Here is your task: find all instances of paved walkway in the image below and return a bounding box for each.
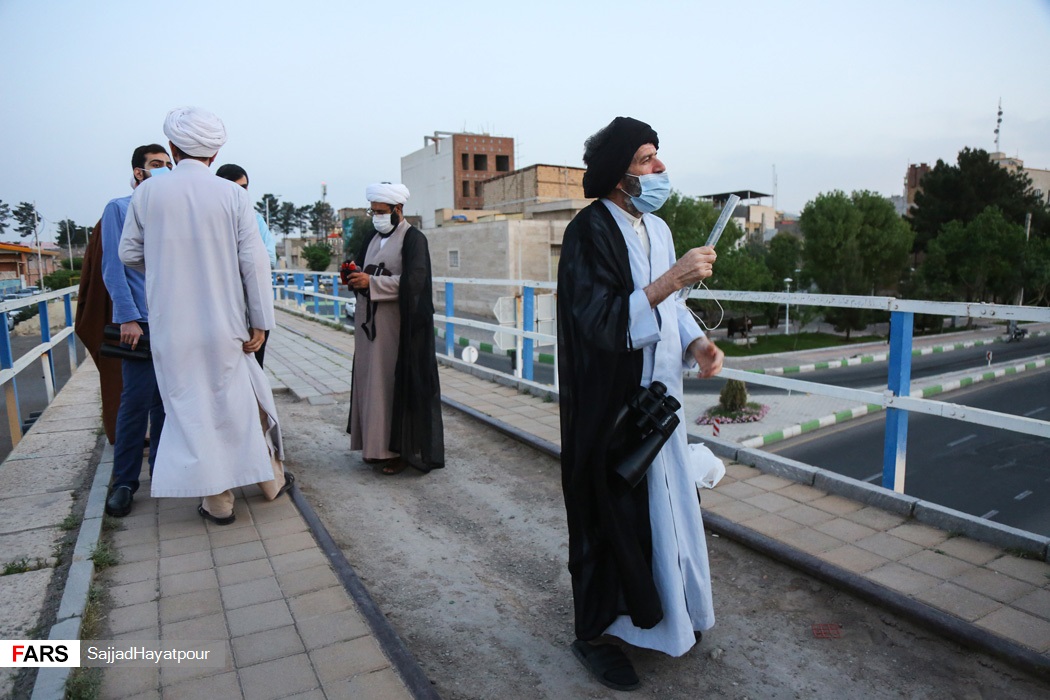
[2,308,1047,698]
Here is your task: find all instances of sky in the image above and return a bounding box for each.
[1,0,1049,243]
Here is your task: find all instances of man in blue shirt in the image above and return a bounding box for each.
[101,144,171,517]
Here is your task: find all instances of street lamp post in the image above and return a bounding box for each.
[783,277,793,335]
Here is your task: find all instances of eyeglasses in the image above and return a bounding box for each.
[365,208,393,217]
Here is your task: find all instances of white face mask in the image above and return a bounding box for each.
[372,214,394,234]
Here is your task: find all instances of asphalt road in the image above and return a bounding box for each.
[0,333,84,462]
[770,366,1050,536]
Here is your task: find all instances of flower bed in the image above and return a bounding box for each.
[695,402,769,425]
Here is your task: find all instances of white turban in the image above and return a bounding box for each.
[365,182,410,205]
[163,106,227,157]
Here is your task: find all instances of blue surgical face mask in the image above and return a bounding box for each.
[624,172,671,213]
[147,166,170,178]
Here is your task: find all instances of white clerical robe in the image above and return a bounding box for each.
[601,200,716,657]
[119,159,283,497]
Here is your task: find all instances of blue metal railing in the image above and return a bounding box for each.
[0,286,81,448]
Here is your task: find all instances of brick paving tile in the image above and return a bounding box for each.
[698,490,731,509]
[263,531,316,557]
[847,506,907,532]
[270,548,328,574]
[743,492,798,514]
[887,522,948,548]
[725,463,762,480]
[778,528,843,555]
[776,483,825,503]
[227,598,294,637]
[238,652,319,700]
[160,568,219,597]
[108,600,159,636]
[814,518,878,544]
[163,670,240,700]
[913,581,1002,622]
[158,550,214,578]
[809,494,865,516]
[322,667,414,700]
[158,587,224,625]
[232,624,306,667]
[778,503,837,527]
[717,481,766,501]
[212,540,268,567]
[98,666,159,699]
[705,500,766,523]
[112,625,160,642]
[986,555,1050,586]
[297,609,372,650]
[278,564,341,597]
[954,568,1035,604]
[288,586,353,619]
[935,537,1002,566]
[310,637,390,684]
[817,544,890,574]
[118,541,160,564]
[853,532,924,561]
[158,517,209,540]
[739,513,802,538]
[866,563,945,595]
[110,579,160,608]
[111,527,159,548]
[899,550,975,580]
[256,515,310,539]
[158,533,211,558]
[1012,588,1050,622]
[158,641,233,686]
[745,474,795,491]
[209,525,262,549]
[975,607,1050,652]
[161,611,229,641]
[106,560,159,586]
[222,576,285,610]
[217,558,276,587]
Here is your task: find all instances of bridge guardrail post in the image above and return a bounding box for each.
[63,293,77,372]
[0,314,21,447]
[883,310,914,493]
[523,286,534,381]
[38,299,56,403]
[445,282,454,357]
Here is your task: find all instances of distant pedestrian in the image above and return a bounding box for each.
[216,163,277,367]
[96,144,171,518]
[346,183,443,474]
[557,117,724,691]
[120,106,292,525]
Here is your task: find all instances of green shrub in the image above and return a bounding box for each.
[302,243,332,271]
[719,379,748,413]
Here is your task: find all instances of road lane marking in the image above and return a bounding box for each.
[1014,490,1033,501]
[981,510,999,519]
[1024,406,1046,417]
[947,434,977,448]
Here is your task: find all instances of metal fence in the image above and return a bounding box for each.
[0,286,80,448]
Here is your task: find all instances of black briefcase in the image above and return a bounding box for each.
[100,324,152,361]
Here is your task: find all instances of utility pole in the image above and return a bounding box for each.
[32,206,43,288]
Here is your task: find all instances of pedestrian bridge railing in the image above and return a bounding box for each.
[0,286,80,448]
[274,272,1050,498]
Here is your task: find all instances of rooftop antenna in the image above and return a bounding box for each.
[994,98,1003,152]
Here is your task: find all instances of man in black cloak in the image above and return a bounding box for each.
[346,183,444,474]
[557,117,724,691]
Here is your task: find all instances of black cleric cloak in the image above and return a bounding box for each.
[557,201,662,641]
[347,225,444,472]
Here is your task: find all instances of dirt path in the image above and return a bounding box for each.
[277,394,1049,699]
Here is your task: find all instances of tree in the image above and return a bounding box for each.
[55,219,88,247]
[1023,236,1050,306]
[295,205,312,237]
[0,200,10,236]
[255,194,281,225]
[658,191,744,259]
[908,147,1048,255]
[800,190,913,339]
[918,206,1025,305]
[344,216,372,260]
[301,242,332,271]
[13,202,39,239]
[765,232,802,285]
[272,201,298,237]
[308,201,335,241]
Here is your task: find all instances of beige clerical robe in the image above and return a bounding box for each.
[349,221,408,460]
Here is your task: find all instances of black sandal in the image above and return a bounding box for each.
[276,471,296,497]
[380,460,408,476]
[571,640,640,691]
[197,504,236,526]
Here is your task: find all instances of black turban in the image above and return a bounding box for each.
[582,117,659,199]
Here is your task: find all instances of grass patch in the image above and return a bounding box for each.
[66,666,102,700]
[59,514,80,531]
[101,514,122,532]
[90,542,118,569]
[66,585,107,699]
[720,332,883,357]
[2,557,32,575]
[1005,547,1039,560]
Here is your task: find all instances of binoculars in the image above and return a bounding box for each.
[610,381,681,487]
